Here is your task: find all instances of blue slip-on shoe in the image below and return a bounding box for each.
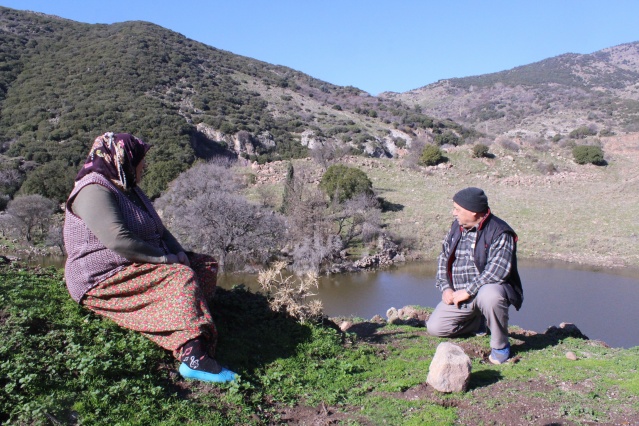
[179,362,237,383]
[488,344,510,365]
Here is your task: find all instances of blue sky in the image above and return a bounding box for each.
[2,1,639,95]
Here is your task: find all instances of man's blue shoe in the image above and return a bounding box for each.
[179,362,237,383]
[489,344,510,365]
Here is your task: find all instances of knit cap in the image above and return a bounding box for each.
[453,187,489,213]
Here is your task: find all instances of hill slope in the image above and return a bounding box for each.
[382,42,639,139]
[0,7,471,201]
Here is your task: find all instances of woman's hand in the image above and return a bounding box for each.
[176,251,191,267]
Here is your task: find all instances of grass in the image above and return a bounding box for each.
[2,264,638,425]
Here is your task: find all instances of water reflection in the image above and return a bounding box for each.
[219,259,639,349]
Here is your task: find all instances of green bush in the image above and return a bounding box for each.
[472,143,490,158]
[572,145,605,165]
[320,164,373,203]
[569,126,597,139]
[434,131,461,146]
[419,145,444,166]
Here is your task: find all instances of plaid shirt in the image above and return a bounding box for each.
[435,225,514,297]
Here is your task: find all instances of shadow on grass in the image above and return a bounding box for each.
[211,286,314,375]
[468,369,503,390]
[509,324,590,356]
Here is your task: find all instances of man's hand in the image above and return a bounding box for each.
[442,288,454,305]
[176,251,191,267]
[452,290,471,307]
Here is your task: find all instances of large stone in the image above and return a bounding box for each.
[427,342,472,393]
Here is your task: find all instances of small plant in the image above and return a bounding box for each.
[320,164,373,203]
[419,144,444,166]
[258,261,323,323]
[572,145,605,165]
[472,143,490,158]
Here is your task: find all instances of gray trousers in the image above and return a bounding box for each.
[426,283,510,349]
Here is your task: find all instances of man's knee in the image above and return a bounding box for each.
[476,285,508,310]
[426,314,451,337]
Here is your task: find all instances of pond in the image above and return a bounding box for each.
[220,259,639,349]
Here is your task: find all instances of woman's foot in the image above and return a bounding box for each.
[179,362,237,383]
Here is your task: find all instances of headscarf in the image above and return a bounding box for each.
[76,132,150,190]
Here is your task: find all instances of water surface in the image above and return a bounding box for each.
[221,260,639,348]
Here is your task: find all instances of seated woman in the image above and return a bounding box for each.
[63,132,236,383]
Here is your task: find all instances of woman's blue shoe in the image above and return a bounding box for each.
[179,362,237,383]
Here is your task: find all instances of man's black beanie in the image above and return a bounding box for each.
[453,187,489,213]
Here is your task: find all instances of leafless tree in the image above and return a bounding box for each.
[46,221,66,255]
[310,140,350,169]
[6,194,56,242]
[329,194,382,248]
[284,166,342,274]
[156,160,285,272]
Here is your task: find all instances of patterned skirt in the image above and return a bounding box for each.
[82,253,218,359]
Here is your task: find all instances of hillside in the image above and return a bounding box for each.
[382,42,639,140]
[0,6,473,201]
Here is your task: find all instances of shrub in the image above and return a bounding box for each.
[434,131,461,146]
[472,143,490,158]
[572,145,605,165]
[320,164,373,203]
[569,125,597,139]
[419,144,443,166]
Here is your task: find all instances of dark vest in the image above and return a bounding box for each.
[446,213,523,310]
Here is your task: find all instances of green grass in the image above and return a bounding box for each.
[2,265,638,424]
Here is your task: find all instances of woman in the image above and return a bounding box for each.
[63,132,236,383]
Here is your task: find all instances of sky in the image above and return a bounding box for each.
[2,1,639,95]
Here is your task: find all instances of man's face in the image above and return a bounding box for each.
[452,202,482,229]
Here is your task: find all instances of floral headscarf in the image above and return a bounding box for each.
[76,132,150,190]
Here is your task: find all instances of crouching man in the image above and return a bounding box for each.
[426,187,523,364]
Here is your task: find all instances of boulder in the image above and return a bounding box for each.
[427,342,472,393]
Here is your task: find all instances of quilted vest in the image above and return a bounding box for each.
[63,173,167,302]
[446,213,524,311]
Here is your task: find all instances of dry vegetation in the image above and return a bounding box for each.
[247,133,639,269]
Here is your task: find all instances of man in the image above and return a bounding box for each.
[426,187,523,364]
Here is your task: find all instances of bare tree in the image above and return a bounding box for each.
[329,194,382,248]
[284,166,342,274]
[6,194,56,242]
[156,160,285,272]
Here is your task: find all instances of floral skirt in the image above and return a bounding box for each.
[82,253,218,359]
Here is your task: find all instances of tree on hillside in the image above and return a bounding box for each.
[328,194,381,248]
[572,145,605,165]
[156,160,285,271]
[319,164,373,203]
[419,144,444,166]
[6,194,57,242]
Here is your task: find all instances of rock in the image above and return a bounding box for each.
[566,351,578,361]
[339,321,353,332]
[370,314,386,323]
[427,342,472,393]
[386,307,401,324]
[545,322,589,340]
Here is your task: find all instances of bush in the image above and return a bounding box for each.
[320,164,373,203]
[572,145,605,165]
[472,143,490,158]
[434,131,461,146]
[419,145,444,166]
[569,126,597,139]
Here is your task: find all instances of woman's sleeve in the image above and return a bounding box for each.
[161,227,185,254]
[72,184,168,264]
